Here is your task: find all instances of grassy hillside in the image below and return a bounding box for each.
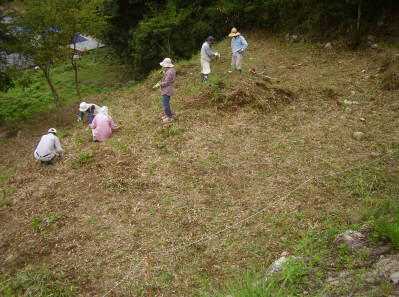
[0,49,132,122]
[0,34,398,297]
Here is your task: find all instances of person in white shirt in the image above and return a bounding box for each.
[33,128,64,164]
[200,36,220,82]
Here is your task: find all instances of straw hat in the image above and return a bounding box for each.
[228,27,241,37]
[160,58,174,68]
[79,102,90,112]
[48,128,57,134]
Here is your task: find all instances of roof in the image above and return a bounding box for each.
[70,34,104,52]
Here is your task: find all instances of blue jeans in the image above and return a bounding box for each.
[78,112,95,124]
[162,95,173,118]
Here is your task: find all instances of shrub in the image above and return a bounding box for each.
[376,206,399,249]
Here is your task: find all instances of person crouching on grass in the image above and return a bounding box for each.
[153,58,176,122]
[90,106,118,142]
[33,128,64,164]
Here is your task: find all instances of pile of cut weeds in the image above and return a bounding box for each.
[194,76,295,112]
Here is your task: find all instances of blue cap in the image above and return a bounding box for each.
[206,36,216,42]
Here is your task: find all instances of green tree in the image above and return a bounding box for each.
[12,0,71,107]
[62,0,107,99]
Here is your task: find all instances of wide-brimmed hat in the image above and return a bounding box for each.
[48,128,57,134]
[228,27,241,37]
[160,58,174,68]
[206,36,216,43]
[79,102,90,112]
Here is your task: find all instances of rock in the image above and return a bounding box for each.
[360,117,366,122]
[266,256,303,276]
[350,90,356,95]
[326,270,355,286]
[376,255,399,276]
[324,42,332,49]
[391,271,399,284]
[335,230,366,250]
[352,132,365,140]
[371,43,378,49]
[366,255,399,284]
[362,69,366,73]
[343,99,359,105]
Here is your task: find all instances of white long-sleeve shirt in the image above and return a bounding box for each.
[200,42,216,62]
[34,133,63,161]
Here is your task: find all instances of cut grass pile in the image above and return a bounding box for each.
[0,34,398,296]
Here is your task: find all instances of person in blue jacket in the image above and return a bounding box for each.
[228,27,248,73]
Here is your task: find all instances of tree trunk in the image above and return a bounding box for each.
[93,41,99,63]
[357,0,362,31]
[72,36,81,99]
[41,66,61,108]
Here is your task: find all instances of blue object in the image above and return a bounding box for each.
[74,34,88,43]
[162,95,173,118]
[231,35,248,56]
[206,36,216,42]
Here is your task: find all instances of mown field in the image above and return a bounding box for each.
[0,34,398,297]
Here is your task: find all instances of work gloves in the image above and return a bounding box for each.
[152,83,161,89]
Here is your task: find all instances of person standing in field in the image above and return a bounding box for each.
[200,36,220,82]
[228,27,248,73]
[33,128,64,164]
[153,57,176,122]
[90,106,118,141]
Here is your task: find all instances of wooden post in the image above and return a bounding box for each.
[145,250,153,297]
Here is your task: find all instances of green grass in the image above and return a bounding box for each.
[0,266,75,297]
[0,49,132,122]
[201,157,399,297]
[72,152,94,167]
[375,206,399,249]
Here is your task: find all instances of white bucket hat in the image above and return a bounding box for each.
[160,58,174,68]
[48,128,57,134]
[79,102,90,112]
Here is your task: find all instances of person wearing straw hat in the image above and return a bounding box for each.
[33,128,64,164]
[90,106,118,142]
[200,36,220,82]
[153,57,176,122]
[228,27,248,73]
[77,102,101,124]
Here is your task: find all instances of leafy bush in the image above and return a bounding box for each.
[0,71,15,92]
[376,206,399,249]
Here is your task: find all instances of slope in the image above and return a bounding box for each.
[0,33,398,296]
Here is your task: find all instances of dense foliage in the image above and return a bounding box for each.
[102,0,399,76]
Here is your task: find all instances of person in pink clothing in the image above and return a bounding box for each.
[90,106,117,142]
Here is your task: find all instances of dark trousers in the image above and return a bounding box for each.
[162,95,173,118]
